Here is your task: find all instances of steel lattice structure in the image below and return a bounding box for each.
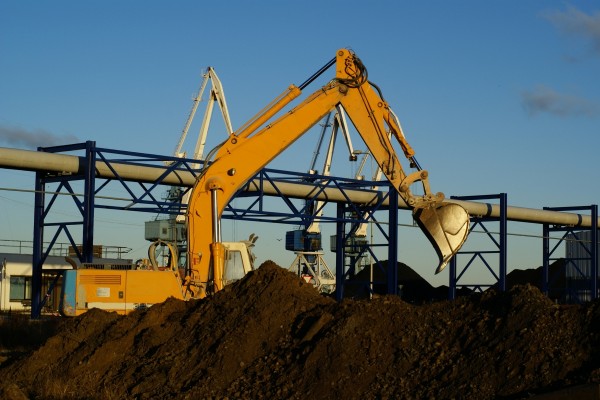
[20,141,600,317]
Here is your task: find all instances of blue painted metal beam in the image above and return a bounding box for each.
[448,193,507,299]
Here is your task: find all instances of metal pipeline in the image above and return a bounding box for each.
[0,147,597,228]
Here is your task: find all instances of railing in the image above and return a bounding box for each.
[0,239,131,259]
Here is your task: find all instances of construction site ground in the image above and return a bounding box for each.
[0,260,599,399]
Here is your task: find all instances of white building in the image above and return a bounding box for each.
[0,241,134,313]
[0,253,71,313]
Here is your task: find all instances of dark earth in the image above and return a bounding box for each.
[0,260,599,399]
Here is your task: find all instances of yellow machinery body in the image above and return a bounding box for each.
[60,269,185,316]
[59,240,254,316]
[185,49,470,299]
[60,48,469,314]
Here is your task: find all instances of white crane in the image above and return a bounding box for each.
[287,106,357,292]
[305,105,356,234]
[169,67,234,222]
[173,66,234,162]
[145,67,234,267]
[287,107,409,292]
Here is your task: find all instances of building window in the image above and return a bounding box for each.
[9,276,32,301]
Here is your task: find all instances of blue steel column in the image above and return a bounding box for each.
[82,141,96,262]
[542,221,550,296]
[449,257,457,300]
[31,170,45,319]
[499,193,507,292]
[448,193,507,295]
[387,189,398,295]
[335,202,345,301]
[591,205,598,300]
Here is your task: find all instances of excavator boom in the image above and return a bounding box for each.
[186,49,469,298]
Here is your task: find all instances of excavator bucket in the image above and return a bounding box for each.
[413,203,470,274]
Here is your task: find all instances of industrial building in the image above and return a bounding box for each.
[566,230,600,302]
[0,241,131,313]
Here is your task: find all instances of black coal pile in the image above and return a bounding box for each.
[0,260,598,399]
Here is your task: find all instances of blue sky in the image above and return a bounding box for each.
[1,1,599,287]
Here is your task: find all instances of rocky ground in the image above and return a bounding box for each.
[0,260,599,399]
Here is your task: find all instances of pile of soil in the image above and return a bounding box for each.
[1,260,599,399]
[499,259,568,302]
[344,260,473,302]
[345,259,568,304]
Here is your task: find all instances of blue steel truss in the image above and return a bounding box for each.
[222,167,391,227]
[448,193,507,299]
[29,142,597,317]
[333,188,399,301]
[29,141,398,317]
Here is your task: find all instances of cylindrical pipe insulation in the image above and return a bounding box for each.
[0,147,597,228]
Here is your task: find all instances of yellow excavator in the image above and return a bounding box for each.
[59,48,469,315]
[186,48,470,298]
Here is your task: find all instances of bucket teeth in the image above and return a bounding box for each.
[413,203,470,274]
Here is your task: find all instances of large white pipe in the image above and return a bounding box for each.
[0,147,598,228]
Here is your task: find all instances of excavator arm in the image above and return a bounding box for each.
[186,49,469,298]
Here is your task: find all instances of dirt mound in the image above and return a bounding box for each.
[1,260,599,399]
[345,260,473,302]
[498,259,568,302]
